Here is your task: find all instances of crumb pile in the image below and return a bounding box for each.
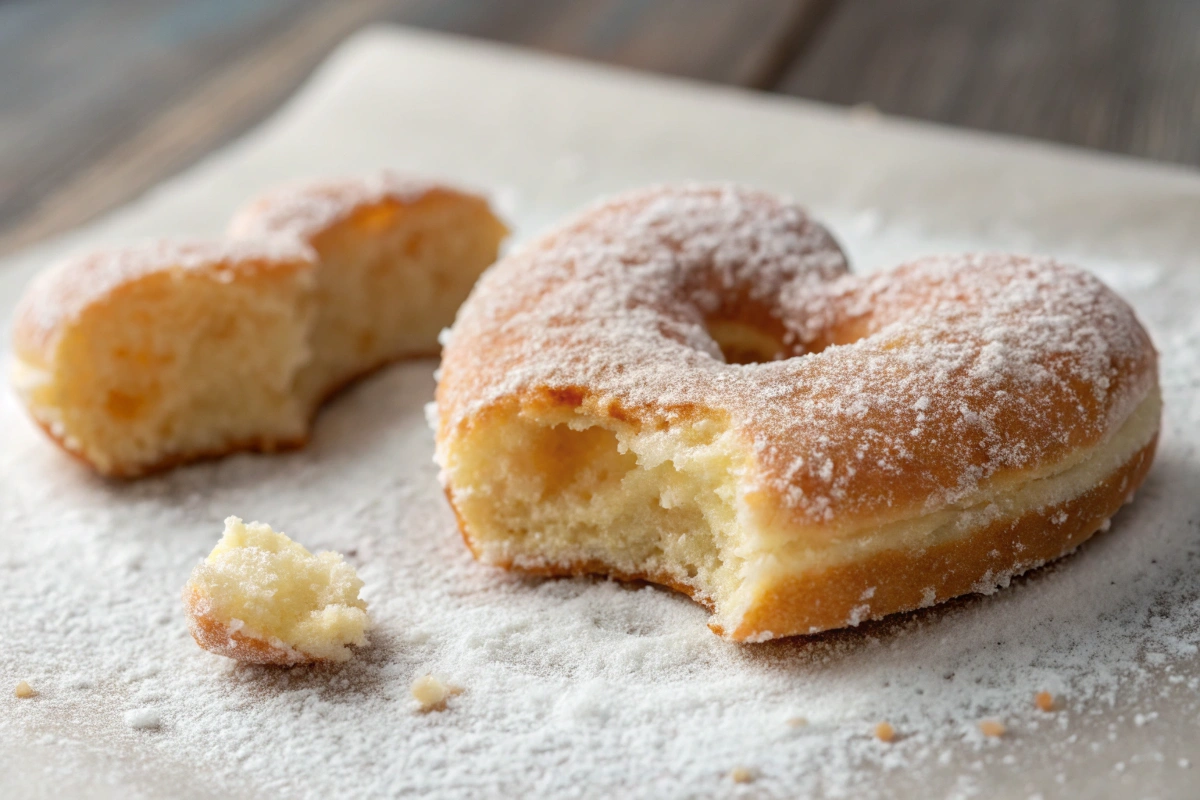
[2,214,1199,799]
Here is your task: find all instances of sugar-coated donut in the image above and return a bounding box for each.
[434,184,1160,642]
[10,173,508,477]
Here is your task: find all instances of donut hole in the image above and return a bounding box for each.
[446,409,748,609]
[705,319,789,364]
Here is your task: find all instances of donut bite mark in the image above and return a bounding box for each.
[10,173,508,477]
[184,517,369,665]
[434,184,1160,642]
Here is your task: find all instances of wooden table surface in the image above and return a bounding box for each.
[2,0,1197,256]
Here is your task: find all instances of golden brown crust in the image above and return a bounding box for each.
[184,588,319,666]
[726,435,1157,639]
[26,414,304,479]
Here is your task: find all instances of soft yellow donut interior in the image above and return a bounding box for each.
[293,197,510,405]
[14,266,315,475]
[187,516,369,662]
[443,387,1161,637]
[448,405,752,610]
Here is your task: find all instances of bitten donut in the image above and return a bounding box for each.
[10,173,508,476]
[434,184,1160,642]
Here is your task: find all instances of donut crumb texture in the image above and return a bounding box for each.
[979,719,1006,738]
[14,680,34,698]
[411,674,461,712]
[729,766,755,784]
[183,517,370,665]
[875,722,896,742]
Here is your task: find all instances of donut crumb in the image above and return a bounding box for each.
[1035,691,1055,712]
[411,674,461,712]
[730,766,754,783]
[874,722,895,742]
[786,716,808,728]
[979,719,1006,738]
[184,517,370,664]
[14,680,34,698]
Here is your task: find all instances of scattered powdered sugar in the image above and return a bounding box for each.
[123,708,162,731]
[2,199,1199,798]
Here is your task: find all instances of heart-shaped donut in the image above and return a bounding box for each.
[10,173,508,476]
[434,184,1160,641]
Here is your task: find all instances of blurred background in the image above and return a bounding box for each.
[1,0,1197,256]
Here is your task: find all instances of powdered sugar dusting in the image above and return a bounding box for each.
[438,185,1157,526]
[122,707,162,731]
[227,171,454,241]
[1,197,1197,799]
[11,238,315,358]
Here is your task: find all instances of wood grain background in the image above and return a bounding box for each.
[1,0,1197,255]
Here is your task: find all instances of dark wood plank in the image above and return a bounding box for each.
[778,0,1200,167]
[379,0,829,88]
[0,0,322,236]
[0,0,822,255]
